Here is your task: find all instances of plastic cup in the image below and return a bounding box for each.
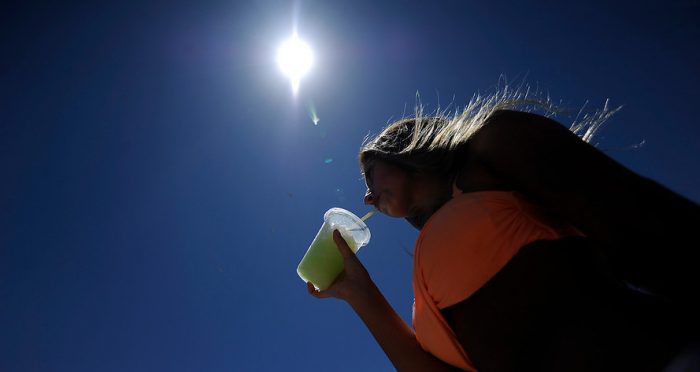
[297,208,371,291]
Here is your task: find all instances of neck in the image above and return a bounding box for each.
[407,175,453,230]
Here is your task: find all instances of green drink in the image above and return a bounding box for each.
[297,208,371,291]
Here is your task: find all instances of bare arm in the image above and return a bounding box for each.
[469,110,700,305]
[307,231,461,372]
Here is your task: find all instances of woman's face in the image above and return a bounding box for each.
[362,159,417,218]
[363,158,453,220]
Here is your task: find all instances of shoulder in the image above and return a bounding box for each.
[416,193,499,276]
[418,192,517,255]
[416,192,555,308]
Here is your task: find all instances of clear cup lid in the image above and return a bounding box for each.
[324,207,371,247]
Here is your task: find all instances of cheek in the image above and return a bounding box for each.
[384,180,414,216]
[393,196,414,217]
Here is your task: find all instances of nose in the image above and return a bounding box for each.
[363,189,374,205]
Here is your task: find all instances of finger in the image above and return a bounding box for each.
[306,281,330,299]
[333,230,354,259]
[306,281,320,297]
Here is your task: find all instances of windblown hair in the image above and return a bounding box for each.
[360,86,620,177]
[359,86,620,229]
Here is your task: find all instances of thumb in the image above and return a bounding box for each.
[332,230,354,259]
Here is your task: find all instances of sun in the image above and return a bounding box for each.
[276,33,314,94]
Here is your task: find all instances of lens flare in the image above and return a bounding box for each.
[308,100,320,125]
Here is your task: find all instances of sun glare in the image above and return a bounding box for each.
[276,34,313,94]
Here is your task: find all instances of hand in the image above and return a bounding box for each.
[306,230,375,303]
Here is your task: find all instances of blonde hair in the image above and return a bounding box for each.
[359,86,621,177]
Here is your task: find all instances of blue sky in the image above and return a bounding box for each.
[2,1,699,371]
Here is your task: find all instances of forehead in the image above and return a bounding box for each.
[362,159,374,175]
[364,158,405,181]
[363,157,394,173]
[362,161,375,188]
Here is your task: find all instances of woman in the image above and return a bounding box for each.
[306,92,700,371]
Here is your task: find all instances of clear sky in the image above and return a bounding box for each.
[2,1,699,371]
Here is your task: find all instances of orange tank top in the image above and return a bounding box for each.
[412,190,582,370]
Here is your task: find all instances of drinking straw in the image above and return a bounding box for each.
[360,209,376,222]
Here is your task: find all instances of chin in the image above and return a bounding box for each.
[380,208,396,217]
[383,207,409,218]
